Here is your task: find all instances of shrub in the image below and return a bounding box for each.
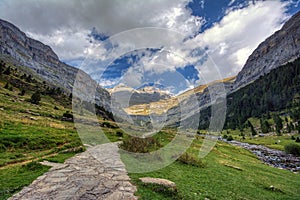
[177,152,205,168]
[120,136,161,153]
[296,137,300,143]
[21,161,43,171]
[19,89,26,96]
[102,121,118,128]
[4,82,9,89]
[227,135,234,141]
[63,111,73,119]
[284,143,300,156]
[116,131,123,137]
[30,91,41,105]
[291,135,295,140]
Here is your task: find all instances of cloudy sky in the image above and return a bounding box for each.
[0,0,299,94]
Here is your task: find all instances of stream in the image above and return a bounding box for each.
[225,140,300,172]
[199,134,300,172]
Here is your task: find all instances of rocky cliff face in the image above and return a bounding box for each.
[0,18,110,110]
[233,11,300,90]
[109,84,171,107]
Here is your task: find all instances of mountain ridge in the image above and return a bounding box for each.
[233,11,300,90]
[0,18,111,111]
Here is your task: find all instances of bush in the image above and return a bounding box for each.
[116,131,123,137]
[291,135,295,140]
[21,161,43,171]
[284,143,300,156]
[227,135,234,141]
[296,137,300,143]
[63,111,73,119]
[120,136,161,153]
[177,152,205,168]
[4,82,9,89]
[19,89,26,96]
[30,91,41,105]
[102,121,118,128]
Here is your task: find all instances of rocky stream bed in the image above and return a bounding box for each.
[226,140,300,172]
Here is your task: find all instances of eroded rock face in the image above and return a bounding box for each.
[233,11,300,90]
[0,18,111,111]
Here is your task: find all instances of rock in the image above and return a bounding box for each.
[61,117,73,122]
[227,140,300,172]
[110,84,171,107]
[234,11,300,90]
[139,177,177,191]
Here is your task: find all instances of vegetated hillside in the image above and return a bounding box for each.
[0,18,111,111]
[0,59,117,199]
[198,57,300,130]
[125,76,235,117]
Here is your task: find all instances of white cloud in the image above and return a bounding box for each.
[0,0,294,87]
[228,0,236,6]
[0,0,203,62]
[26,29,91,60]
[190,1,290,82]
[199,0,205,9]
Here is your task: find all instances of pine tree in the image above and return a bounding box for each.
[273,114,283,133]
[260,118,270,133]
[248,121,257,136]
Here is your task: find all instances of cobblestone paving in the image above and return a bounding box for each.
[9,143,138,200]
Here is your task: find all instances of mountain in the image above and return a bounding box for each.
[125,76,235,116]
[225,57,300,129]
[233,11,300,90]
[0,18,111,110]
[125,11,300,128]
[109,83,171,107]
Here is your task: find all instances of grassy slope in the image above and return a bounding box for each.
[1,61,299,200]
[220,116,300,151]
[129,138,300,200]
[0,63,83,199]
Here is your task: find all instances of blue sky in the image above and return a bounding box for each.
[0,0,299,94]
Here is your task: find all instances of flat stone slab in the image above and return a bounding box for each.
[139,177,176,190]
[9,143,138,200]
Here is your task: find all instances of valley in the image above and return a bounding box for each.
[0,4,300,200]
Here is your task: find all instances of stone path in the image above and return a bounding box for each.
[9,143,138,200]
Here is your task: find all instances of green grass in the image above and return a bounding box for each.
[1,61,300,200]
[43,152,78,163]
[222,126,300,151]
[128,137,300,200]
[0,67,85,199]
[240,134,300,151]
[0,162,50,200]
